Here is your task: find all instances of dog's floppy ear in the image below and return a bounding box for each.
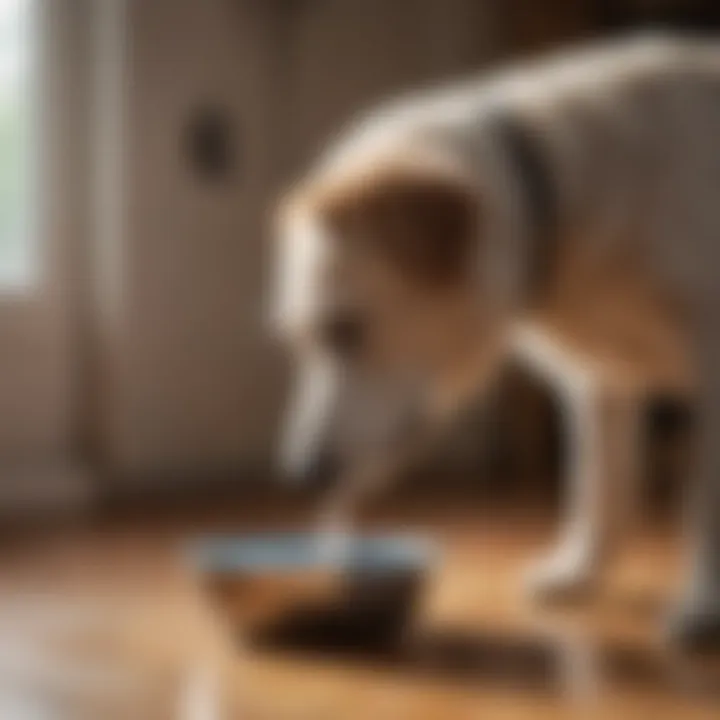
[319,169,480,286]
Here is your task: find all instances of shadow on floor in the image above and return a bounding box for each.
[248,602,720,702]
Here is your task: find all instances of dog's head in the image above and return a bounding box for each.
[272,152,509,481]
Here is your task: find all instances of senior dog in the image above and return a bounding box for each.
[271,35,720,648]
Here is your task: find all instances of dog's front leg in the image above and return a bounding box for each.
[527,378,642,600]
[317,424,435,534]
[317,350,499,534]
[512,326,642,600]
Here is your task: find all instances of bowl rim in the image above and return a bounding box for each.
[187,532,437,574]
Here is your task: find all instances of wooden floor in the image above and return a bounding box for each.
[0,502,718,719]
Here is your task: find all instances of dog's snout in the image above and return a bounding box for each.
[320,312,365,357]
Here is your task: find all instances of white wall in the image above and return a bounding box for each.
[93,0,507,483]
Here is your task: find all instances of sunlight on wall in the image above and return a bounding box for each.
[0,0,35,289]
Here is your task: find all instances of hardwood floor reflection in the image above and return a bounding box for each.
[0,505,718,718]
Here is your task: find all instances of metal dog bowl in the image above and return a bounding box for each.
[190,533,435,650]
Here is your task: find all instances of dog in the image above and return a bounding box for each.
[271,35,720,648]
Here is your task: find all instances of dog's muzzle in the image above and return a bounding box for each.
[278,354,343,487]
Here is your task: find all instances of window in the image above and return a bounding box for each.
[0,0,34,288]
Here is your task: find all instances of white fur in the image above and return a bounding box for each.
[271,210,328,337]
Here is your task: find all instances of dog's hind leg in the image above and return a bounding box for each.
[668,320,720,650]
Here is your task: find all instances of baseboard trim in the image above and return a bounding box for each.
[0,458,96,519]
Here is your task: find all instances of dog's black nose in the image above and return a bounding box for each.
[319,312,365,357]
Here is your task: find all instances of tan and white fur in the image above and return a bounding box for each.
[271,35,720,647]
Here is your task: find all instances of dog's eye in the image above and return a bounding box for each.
[318,310,365,358]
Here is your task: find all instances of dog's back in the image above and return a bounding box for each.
[312,35,719,395]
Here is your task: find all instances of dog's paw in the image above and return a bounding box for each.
[524,549,599,603]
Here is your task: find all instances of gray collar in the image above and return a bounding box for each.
[490,114,559,305]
